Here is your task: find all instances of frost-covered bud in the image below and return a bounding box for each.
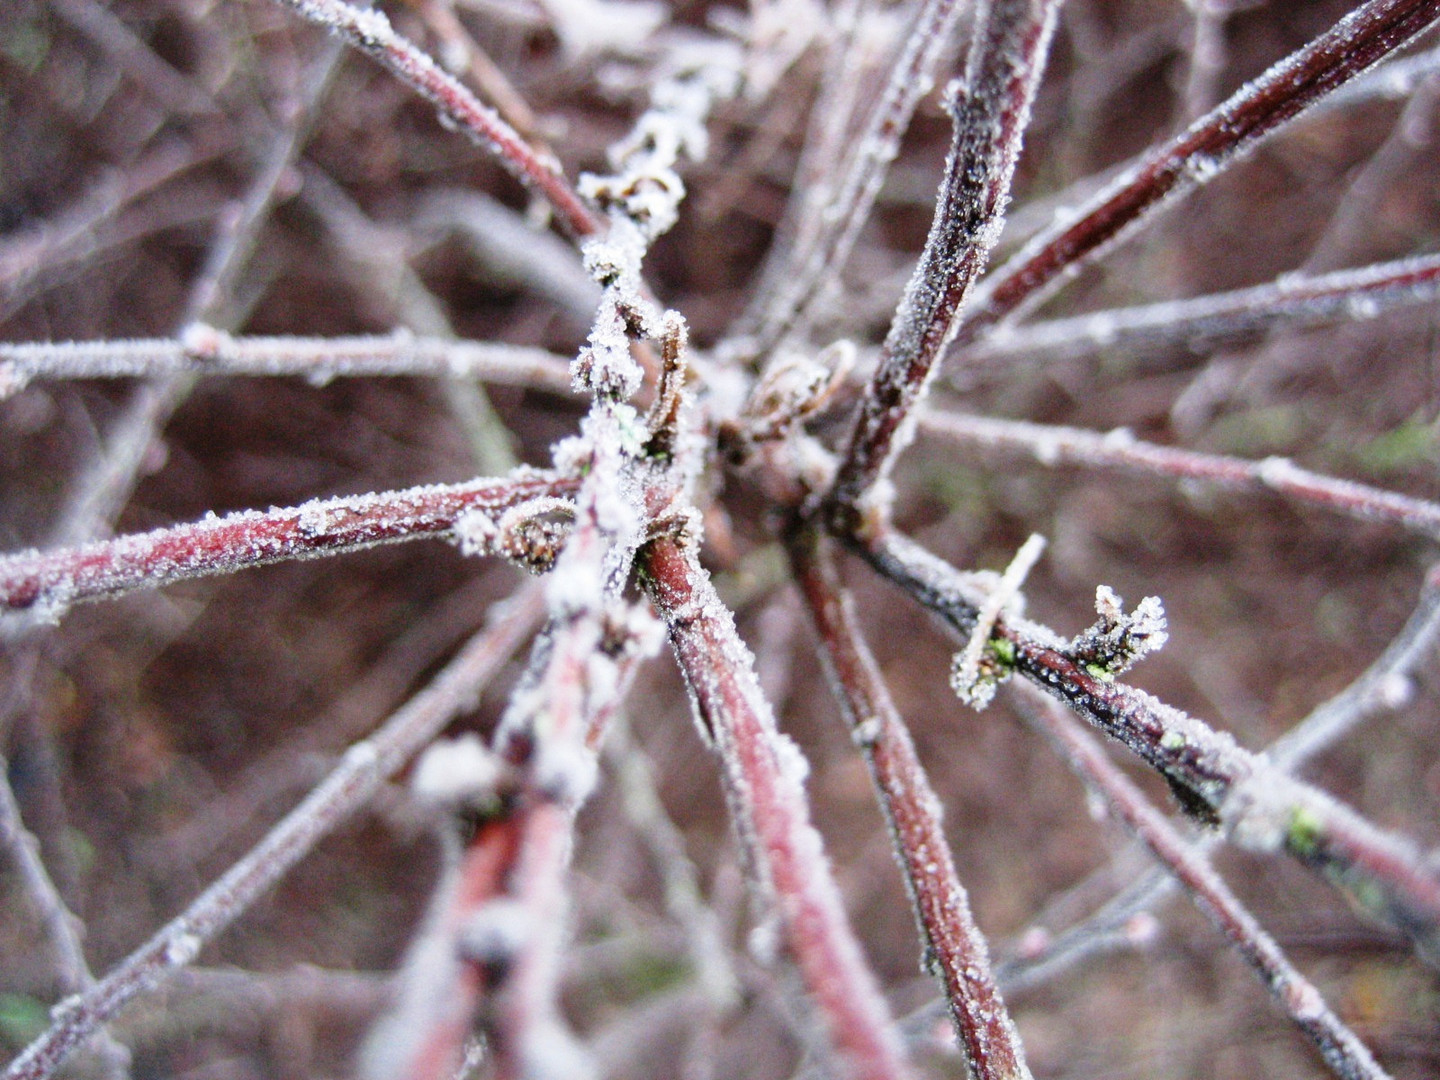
[456,898,531,975]
[1068,585,1169,680]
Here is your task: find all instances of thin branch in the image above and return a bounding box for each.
[856,530,1440,965]
[270,0,600,238]
[739,0,969,355]
[1,585,545,1080]
[918,411,1440,540]
[1019,688,1390,1080]
[0,471,578,618]
[954,250,1440,371]
[0,332,576,398]
[640,534,917,1080]
[982,561,1440,997]
[789,528,1031,1080]
[950,0,1440,353]
[828,0,1063,525]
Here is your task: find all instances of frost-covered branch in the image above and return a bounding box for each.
[858,530,1440,964]
[954,250,1440,370]
[789,528,1032,1080]
[0,331,575,399]
[1019,689,1391,1080]
[740,0,968,354]
[640,534,917,1080]
[918,411,1440,540]
[1,587,545,1080]
[951,0,1440,352]
[0,471,579,621]
[269,0,600,237]
[828,0,1062,527]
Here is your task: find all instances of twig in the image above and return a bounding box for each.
[0,471,577,619]
[983,561,1440,996]
[828,0,1063,526]
[950,0,1440,353]
[270,0,600,238]
[917,411,1440,540]
[740,0,969,355]
[953,250,1440,371]
[641,534,917,1080]
[855,530,1440,964]
[1,585,545,1080]
[789,529,1032,1080]
[1019,688,1391,1080]
[0,332,575,399]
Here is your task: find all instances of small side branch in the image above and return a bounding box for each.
[0,471,578,619]
[955,250,1440,370]
[1020,690,1391,1080]
[919,411,1440,540]
[952,0,1440,350]
[789,529,1031,1080]
[857,530,1440,965]
[0,332,576,399]
[271,0,600,238]
[828,0,1062,525]
[641,535,917,1080]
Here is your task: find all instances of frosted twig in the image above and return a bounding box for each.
[789,529,1032,1080]
[918,411,1440,540]
[858,530,1440,964]
[953,250,1440,371]
[0,332,575,398]
[950,0,1440,353]
[269,0,600,238]
[950,532,1045,710]
[982,560,1440,997]
[828,0,1063,527]
[1019,689,1391,1080]
[1,586,545,1080]
[641,534,917,1080]
[0,471,578,620]
[741,0,968,355]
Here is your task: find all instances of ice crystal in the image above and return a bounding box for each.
[412,735,503,809]
[1067,585,1169,679]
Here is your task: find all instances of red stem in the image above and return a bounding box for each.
[789,529,1031,1080]
[953,0,1440,351]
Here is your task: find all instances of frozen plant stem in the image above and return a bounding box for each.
[954,249,1440,370]
[2,587,546,1080]
[919,411,1440,541]
[1020,690,1391,1080]
[858,530,1440,963]
[640,535,917,1080]
[272,0,600,238]
[829,0,1062,525]
[741,0,968,354]
[951,0,1440,352]
[0,472,579,617]
[0,332,575,398]
[789,529,1032,1080]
